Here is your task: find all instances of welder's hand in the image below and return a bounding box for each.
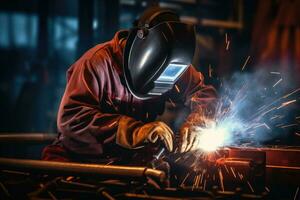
[117,117,174,152]
[140,121,174,152]
[179,125,201,153]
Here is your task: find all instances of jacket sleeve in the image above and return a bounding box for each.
[169,65,218,126]
[57,57,142,156]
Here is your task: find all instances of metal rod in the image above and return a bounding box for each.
[0,158,166,183]
[0,133,56,143]
[180,16,243,29]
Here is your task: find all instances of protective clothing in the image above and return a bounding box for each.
[124,7,196,99]
[42,30,217,162]
[117,118,174,151]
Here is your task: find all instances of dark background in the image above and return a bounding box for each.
[0,0,299,153]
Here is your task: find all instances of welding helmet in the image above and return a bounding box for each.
[123,6,196,99]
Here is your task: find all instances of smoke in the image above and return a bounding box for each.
[197,68,300,149]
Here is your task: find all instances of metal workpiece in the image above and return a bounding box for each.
[0,147,299,199]
[0,157,166,183]
[216,158,253,168]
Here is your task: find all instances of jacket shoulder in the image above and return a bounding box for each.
[68,43,114,76]
[82,43,113,67]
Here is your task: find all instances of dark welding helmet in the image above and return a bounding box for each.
[123,6,196,99]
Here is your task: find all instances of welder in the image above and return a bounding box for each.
[42,6,217,163]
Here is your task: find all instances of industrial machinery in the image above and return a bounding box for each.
[0,133,299,199]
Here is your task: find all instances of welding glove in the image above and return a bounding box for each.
[179,125,201,153]
[117,116,174,152]
[179,118,216,153]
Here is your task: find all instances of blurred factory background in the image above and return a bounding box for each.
[0,0,299,140]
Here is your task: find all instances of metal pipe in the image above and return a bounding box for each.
[0,158,166,183]
[180,16,243,29]
[217,158,252,168]
[0,133,56,143]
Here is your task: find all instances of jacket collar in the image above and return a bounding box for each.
[111,30,128,74]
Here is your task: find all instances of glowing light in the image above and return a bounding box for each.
[196,125,228,152]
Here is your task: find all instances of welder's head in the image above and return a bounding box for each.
[123,6,196,99]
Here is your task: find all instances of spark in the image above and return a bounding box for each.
[146,112,149,119]
[175,157,182,163]
[247,181,254,193]
[241,56,250,71]
[168,98,176,107]
[180,172,190,186]
[265,186,270,192]
[200,169,206,184]
[175,84,180,93]
[263,123,271,130]
[277,99,297,109]
[225,33,230,50]
[192,175,198,190]
[154,148,165,159]
[270,115,281,120]
[280,124,298,128]
[209,64,213,78]
[252,123,271,130]
[195,174,201,188]
[270,71,281,75]
[105,160,114,165]
[174,147,178,153]
[294,187,299,200]
[174,66,300,192]
[218,168,224,192]
[230,167,236,178]
[224,164,229,174]
[257,96,282,111]
[0,181,11,198]
[283,88,300,99]
[226,40,230,51]
[276,123,285,127]
[261,107,277,116]
[273,78,283,87]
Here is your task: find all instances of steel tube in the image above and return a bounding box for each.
[0,158,166,183]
